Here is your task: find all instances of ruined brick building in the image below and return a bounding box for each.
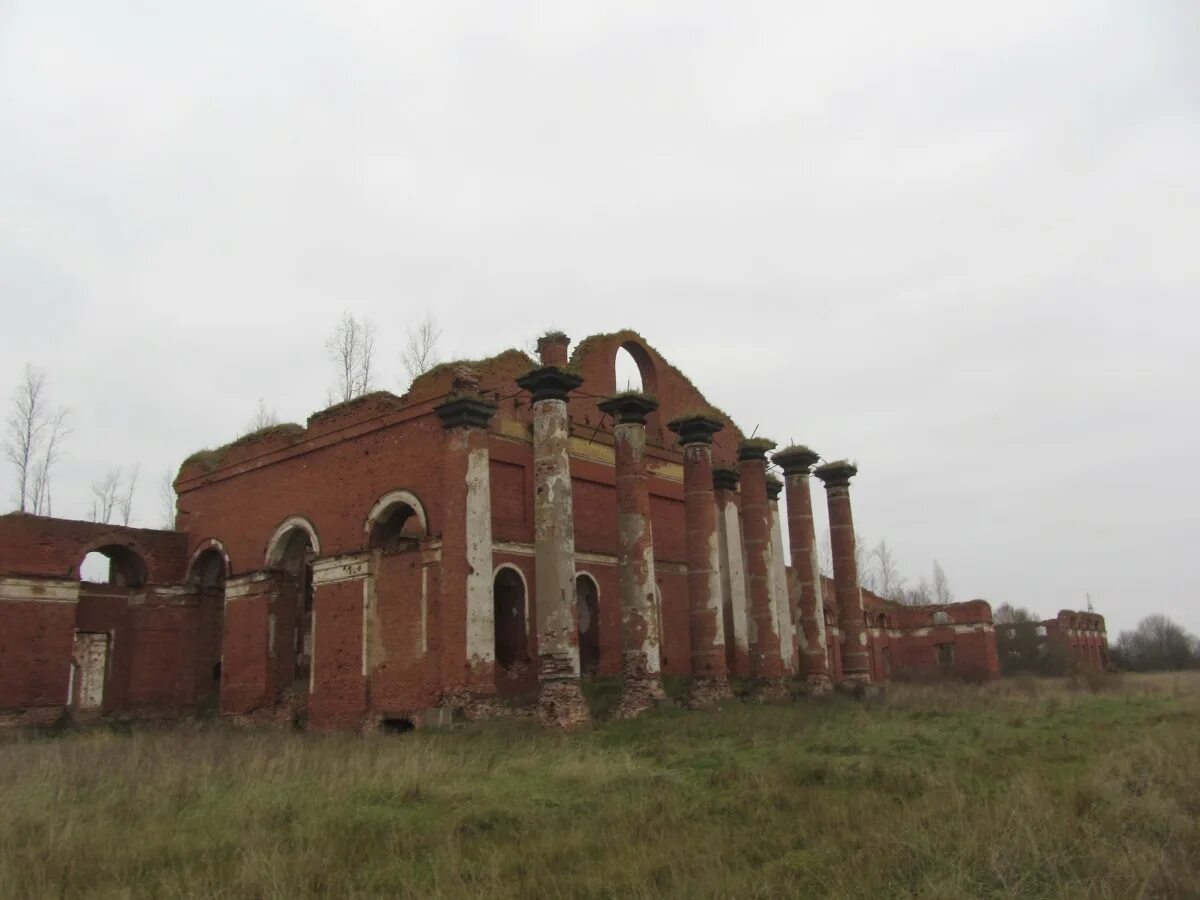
[3,330,1096,730]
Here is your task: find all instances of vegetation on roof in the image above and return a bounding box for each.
[308,391,404,423]
[408,349,537,395]
[539,330,569,341]
[739,436,777,451]
[774,443,818,458]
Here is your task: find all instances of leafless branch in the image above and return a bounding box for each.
[326,312,377,403]
[400,313,442,383]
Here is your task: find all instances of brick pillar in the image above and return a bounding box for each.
[773,446,831,691]
[815,460,871,684]
[220,571,284,718]
[514,365,590,728]
[765,476,797,676]
[713,467,750,677]
[0,576,79,727]
[599,393,668,718]
[435,383,499,713]
[738,439,787,697]
[309,553,372,732]
[667,415,732,706]
[536,331,570,367]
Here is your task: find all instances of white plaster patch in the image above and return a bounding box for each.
[0,577,80,604]
[465,446,495,665]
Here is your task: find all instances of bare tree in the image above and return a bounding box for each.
[159,467,177,530]
[90,468,122,524]
[117,463,139,526]
[932,559,953,605]
[246,398,279,433]
[326,312,378,403]
[902,578,933,606]
[5,365,47,511]
[400,313,442,383]
[870,539,906,601]
[31,408,69,516]
[817,533,833,578]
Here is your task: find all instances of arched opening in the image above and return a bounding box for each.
[268,523,316,693]
[188,546,227,695]
[365,491,427,553]
[575,573,600,677]
[614,346,644,393]
[368,502,424,552]
[79,545,147,588]
[931,610,953,627]
[493,566,528,674]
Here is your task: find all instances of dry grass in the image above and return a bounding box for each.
[2,673,1198,899]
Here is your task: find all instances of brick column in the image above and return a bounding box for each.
[667,415,732,706]
[738,438,788,698]
[713,467,750,677]
[773,446,831,691]
[814,460,870,684]
[0,576,79,727]
[515,365,590,728]
[435,383,499,714]
[765,476,797,676]
[599,393,667,719]
[309,553,372,731]
[220,571,284,718]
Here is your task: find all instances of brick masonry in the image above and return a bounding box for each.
[2,330,1081,729]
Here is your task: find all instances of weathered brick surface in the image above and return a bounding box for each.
[1,331,1032,729]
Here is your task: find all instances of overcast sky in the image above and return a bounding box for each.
[2,2,1197,636]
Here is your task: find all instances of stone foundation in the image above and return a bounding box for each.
[685,677,733,708]
[537,680,590,729]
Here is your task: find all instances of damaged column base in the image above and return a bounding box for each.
[685,676,734,708]
[747,678,793,703]
[537,680,591,729]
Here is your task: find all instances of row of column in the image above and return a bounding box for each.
[509,355,872,725]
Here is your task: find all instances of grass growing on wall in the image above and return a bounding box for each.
[2,673,1198,899]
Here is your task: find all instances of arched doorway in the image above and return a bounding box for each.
[266,520,317,695]
[188,544,228,701]
[493,566,529,693]
[575,573,600,677]
[367,495,425,553]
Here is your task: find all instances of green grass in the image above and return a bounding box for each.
[2,674,1198,899]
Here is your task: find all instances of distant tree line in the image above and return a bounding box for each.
[1111,615,1200,672]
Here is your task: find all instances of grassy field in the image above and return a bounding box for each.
[2,673,1198,899]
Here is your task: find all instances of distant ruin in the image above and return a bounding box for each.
[0,330,1108,730]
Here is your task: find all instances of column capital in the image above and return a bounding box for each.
[597,392,658,424]
[667,414,724,445]
[434,395,498,429]
[814,459,858,488]
[712,466,740,492]
[772,444,820,475]
[737,437,776,462]
[765,474,784,501]
[515,366,584,402]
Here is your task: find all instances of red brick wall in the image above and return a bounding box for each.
[0,597,73,712]
[0,513,188,582]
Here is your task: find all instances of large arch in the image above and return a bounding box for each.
[265,516,318,694]
[574,571,601,677]
[187,538,228,699]
[493,564,529,679]
[364,490,428,553]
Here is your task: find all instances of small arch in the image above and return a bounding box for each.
[79,545,147,588]
[266,516,320,567]
[365,490,428,553]
[878,613,889,630]
[823,608,835,626]
[188,539,231,588]
[931,610,953,626]
[493,565,529,672]
[575,572,600,677]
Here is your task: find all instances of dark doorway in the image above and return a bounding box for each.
[575,573,600,677]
